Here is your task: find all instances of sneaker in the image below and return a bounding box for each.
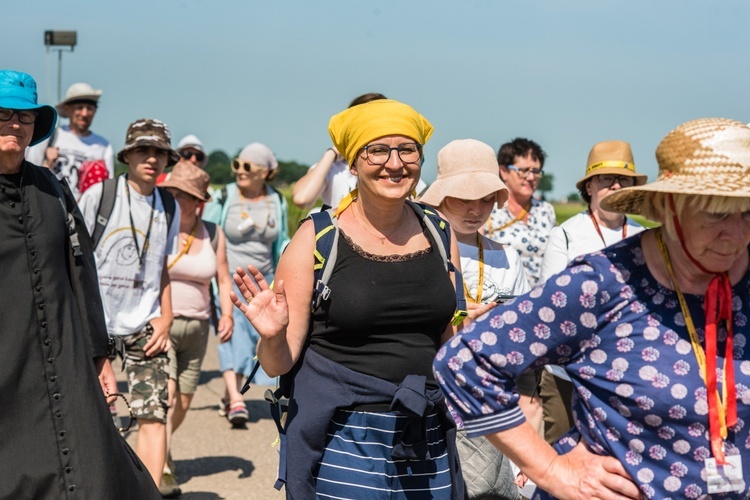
[218,398,229,418]
[227,401,249,428]
[159,472,181,498]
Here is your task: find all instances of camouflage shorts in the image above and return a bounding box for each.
[120,324,169,423]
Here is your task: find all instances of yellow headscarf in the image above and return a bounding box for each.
[328,99,434,166]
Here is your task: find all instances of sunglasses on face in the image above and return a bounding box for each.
[232,158,270,174]
[0,108,38,124]
[179,149,205,162]
[597,174,635,188]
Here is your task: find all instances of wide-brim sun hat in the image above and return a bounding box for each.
[420,139,509,208]
[575,140,648,192]
[57,82,102,118]
[0,70,57,147]
[117,118,180,166]
[601,118,750,214]
[160,160,211,202]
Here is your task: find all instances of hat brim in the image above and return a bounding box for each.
[158,179,211,202]
[0,96,58,147]
[56,93,101,118]
[600,171,750,214]
[575,168,648,192]
[117,140,180,167]
[419,171,509,208]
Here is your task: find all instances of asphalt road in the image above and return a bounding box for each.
[117,332,285,499]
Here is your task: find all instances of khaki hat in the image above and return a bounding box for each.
[117,118,180,166]
[57,82,102,118]
[160,160,211,202]
[419,139,509,208]
[602,118,750,214]
[575,140,647,192]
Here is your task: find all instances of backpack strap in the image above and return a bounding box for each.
[563,227,570,250]
[40,168,82,257]
[407,200,467,325]
[156,186,176,233]
[309,209,339,312]
[91,178,119,249]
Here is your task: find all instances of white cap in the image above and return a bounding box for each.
[177,134,204,152]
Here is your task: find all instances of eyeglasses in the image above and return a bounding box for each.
[0,108,38,124]
[232,158,269,174]
[362,142,422,165]
[598,174,635,188]
[507,164,543,178]
[179,149,206,162]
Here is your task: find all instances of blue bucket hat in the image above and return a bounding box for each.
[0,70,57,146]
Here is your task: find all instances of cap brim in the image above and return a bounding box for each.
[56,94,102,118]
[601,172,750,214]
[159,180,211,202]
[575,169,648,192]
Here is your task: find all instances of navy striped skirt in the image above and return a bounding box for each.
[315,409,453,499]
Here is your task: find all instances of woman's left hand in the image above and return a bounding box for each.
[231,265,289,341]
[217,315,234,343]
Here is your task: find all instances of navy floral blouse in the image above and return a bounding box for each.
[434,233,750,499]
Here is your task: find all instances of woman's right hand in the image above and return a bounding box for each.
[230,265,289,341]
[540,440,642,500]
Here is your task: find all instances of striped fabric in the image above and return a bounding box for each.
[315,409,453,499]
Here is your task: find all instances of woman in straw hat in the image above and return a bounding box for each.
[159,160,235,496]
[539,140,647,446]
[434,118,750,499]
[231,99,466,498]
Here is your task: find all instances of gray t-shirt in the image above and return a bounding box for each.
[223,193,280,277]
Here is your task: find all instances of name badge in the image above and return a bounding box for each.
[705,455,744,494]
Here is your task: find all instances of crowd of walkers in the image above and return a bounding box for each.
[3,67,750,500]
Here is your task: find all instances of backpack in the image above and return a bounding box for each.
[90,177,176,249]
[239,200,468,396]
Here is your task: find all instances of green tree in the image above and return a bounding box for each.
[537,173,554,199]
[204,150,232,185]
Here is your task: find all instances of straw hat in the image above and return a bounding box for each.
[601,118,750,214]
[159,160,211,202]
[420,139,509,208]
[575,140,647,192]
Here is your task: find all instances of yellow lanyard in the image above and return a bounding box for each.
[463,233,485,304]
[487,202,530,235]
[168,219,199,271]
[655,229,730,440]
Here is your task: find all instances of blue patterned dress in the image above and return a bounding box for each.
[434,232,750,499]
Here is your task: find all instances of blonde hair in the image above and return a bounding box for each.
[640,192,750,238]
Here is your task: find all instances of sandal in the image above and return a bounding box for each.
[227,401,249,427]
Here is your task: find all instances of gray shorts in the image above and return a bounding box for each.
[167,316,210,395]
[119,324,169,423]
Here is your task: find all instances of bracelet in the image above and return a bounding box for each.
[327,148,337,160]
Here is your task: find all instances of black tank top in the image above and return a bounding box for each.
[309,225,456,389]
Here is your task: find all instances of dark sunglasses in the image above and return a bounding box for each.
[232,158,269,174]
[179,149,205,162]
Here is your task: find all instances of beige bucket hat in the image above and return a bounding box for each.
[56,82,103,118]
[602,118,750,214]
[575,140,647,192]
[420,139,509,208]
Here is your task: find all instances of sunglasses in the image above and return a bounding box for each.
[232,158,270,174]
[179,149,205,162]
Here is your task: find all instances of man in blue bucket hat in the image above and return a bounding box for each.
[0,69,160,498]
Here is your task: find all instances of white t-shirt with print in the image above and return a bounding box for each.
[79,176,180,335]
[26,125,115,199]
[459,239,530,304]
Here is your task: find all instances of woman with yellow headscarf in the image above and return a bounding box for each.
[231,99,466,498]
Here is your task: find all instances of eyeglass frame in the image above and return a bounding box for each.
[506,164,543,178]
[360,142,423,166]
[179,149,206,162]
[232,158,270,174]
[0,108,39,125]
[595,174,636,188]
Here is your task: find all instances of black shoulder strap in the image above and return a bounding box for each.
[204,220,219,252]
[40,168,82,257]
[563,227,570,249]
[91,178,119,249]
[219,186,228,207]
[309,209,339,312]
[156,186,176,233]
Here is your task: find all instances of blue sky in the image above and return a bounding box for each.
[6,1,750,197]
